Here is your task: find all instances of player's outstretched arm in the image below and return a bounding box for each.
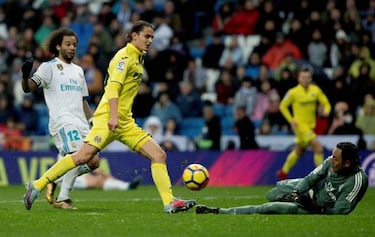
[21,58,38,93]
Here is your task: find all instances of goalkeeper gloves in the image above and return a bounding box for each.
[275,190,326,213]
[22,58,34,80]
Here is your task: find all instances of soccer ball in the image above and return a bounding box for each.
[182,164,209,191]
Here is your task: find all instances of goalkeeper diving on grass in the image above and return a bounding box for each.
[196,142,368,215]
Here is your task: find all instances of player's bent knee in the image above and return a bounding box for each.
[152,149,167,163]
[87,154,100,170]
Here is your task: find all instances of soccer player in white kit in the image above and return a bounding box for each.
[21,28,100,209]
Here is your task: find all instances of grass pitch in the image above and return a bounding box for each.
[0,185,374,237]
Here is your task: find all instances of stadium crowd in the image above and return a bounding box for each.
[1,0,375,151]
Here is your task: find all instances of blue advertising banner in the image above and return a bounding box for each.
[0,150,374,186]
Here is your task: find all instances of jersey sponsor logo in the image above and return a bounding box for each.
[57,64,63,71]
[117,60,125,71]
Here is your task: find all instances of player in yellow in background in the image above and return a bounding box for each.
[23,20,196,213]
[277,65,331,180]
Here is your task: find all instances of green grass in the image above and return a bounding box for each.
[0,185,374,237]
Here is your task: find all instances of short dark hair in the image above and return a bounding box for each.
[46,28,78,56]
[127,20,154,41]
[337,142,360,168]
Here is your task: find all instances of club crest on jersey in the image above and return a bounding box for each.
[94,135,102,143]
[57,64,63,71]
[117,60,125,71]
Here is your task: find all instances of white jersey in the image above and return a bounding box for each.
[31,57,90,136]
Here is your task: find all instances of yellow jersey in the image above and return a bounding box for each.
[280,84,331,130]
[94,43,145,126]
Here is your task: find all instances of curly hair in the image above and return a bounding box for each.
[46,28,78,56]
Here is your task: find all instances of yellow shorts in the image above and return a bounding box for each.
[294,124,316,148]
[84,115,152,152]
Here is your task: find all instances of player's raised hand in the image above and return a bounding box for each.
[22,57,34,80]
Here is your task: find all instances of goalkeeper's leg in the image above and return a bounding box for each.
[216,202,308,215]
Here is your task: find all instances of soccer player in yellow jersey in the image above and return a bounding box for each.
[23,21,196,213]
[277,65,331,180]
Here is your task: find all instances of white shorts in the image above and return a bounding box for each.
[52,124,87,155]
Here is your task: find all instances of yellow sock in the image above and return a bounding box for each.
[313,153,323,166]
[151,163,174,206]
[33,155,76,191]
[282,150,299,174]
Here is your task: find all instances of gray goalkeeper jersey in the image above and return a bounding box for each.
[295,157,368,214]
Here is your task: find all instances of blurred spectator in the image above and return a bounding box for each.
[288,18,309,58]
[91,22,114,58]
[175,81,203,118]
[362,9,375,43]
[143,115,163,143]
[355,96,375,135]
[222,0,259,35]
[275,67,297,98]
[5,26,18,55]
[350,62,375,108]
[0,37,11,74]
[263,93,290,135]
[150,91,182,126]
[359,30,375,59]
[215,69,235,105]
[307,28,328,68]
[197,102,221,150]
[202,32,225,69]
[182,58,207,93]
[0,94,17,125]
[219,36,244,68]
[212,0,235,33]
[234,106,259,150]
[168,33,191,59]
[348,46,375,80]
[244,51,261,79]
[274,53,298,81]
[255,0,282,35]
[16,95,38,136]
[140,0,157,23]
[252,80,278,122]
[34,15,56,46]
[133,82,154,119]
[151,11,173,52]
[80,54,104,106]
[328,74,351,108]
[328,101,362,135]
[113,1,133,32]
[97,2,116,28]
[17,27,38,57]
[233,77,257,118]
[314,104,330,135]
[0,116,31,151]
[329,29,351,69]
[163,0,182,33]
[262,32,302,70]
[124,11,142,34]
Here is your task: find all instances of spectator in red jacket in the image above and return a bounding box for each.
[262,32,302,70]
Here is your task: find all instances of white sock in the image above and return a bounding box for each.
[103,178,130,190]
[56,166,80,202]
